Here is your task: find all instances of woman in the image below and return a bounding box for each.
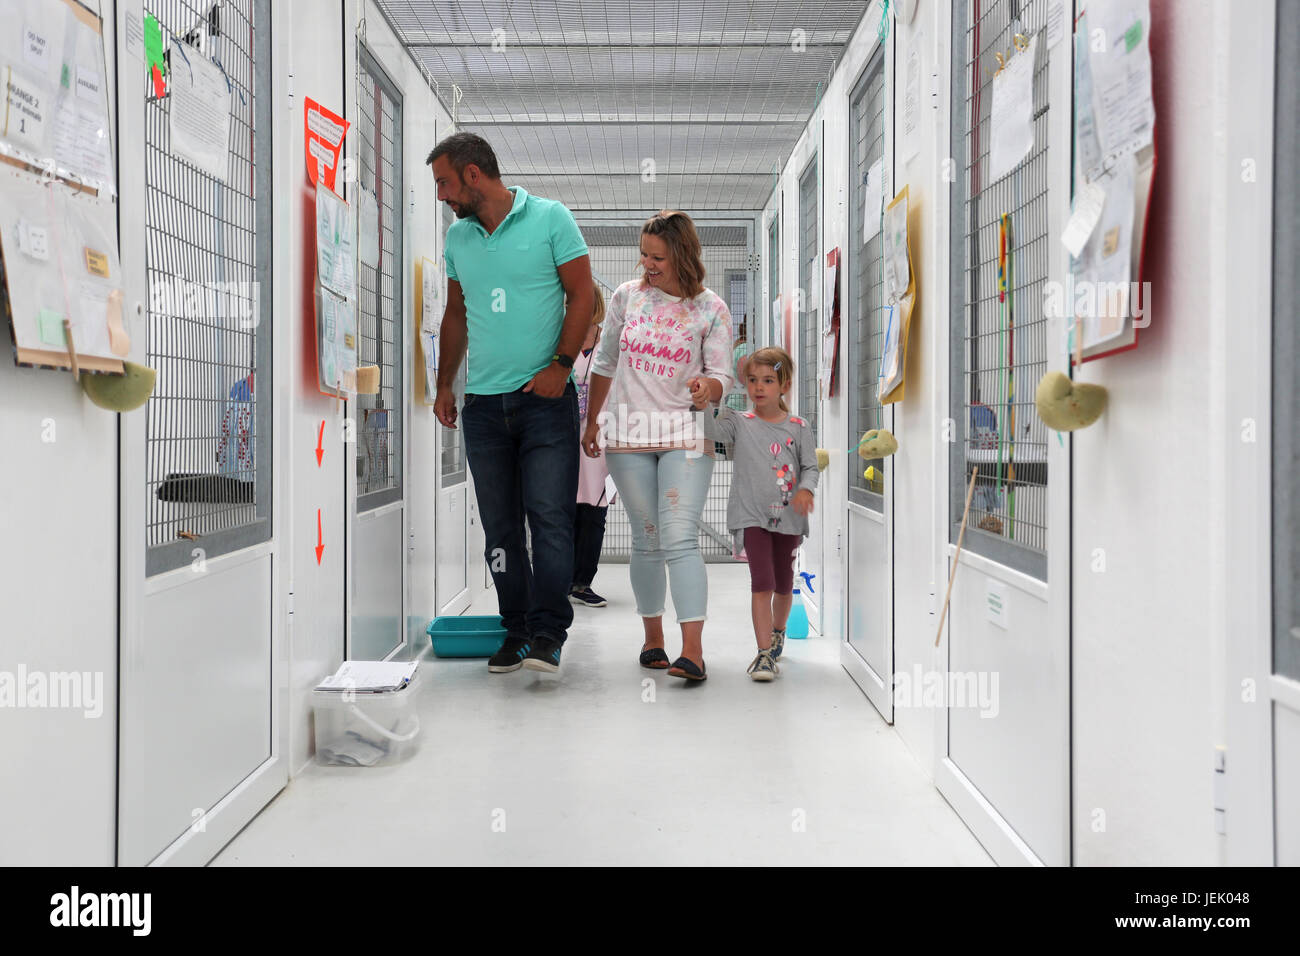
[571,286,613,608]
[583,211,733,680]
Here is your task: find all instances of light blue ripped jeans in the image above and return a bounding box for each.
[605,449,715,622]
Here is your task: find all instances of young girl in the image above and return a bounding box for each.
[697,346,818,681]
[572,286,613,607]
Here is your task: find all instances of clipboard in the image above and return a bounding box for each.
[880,185,916,405]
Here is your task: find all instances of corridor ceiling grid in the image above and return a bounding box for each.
[375,1,871,215]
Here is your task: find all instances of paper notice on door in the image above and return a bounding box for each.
[883,190,910,298]
[421,257,440,333]
[863,158,883,243]
[17,220,50,260]
[986,578,1010,629]
[307,106,346,145]
[75,65,102,105]
[1061,179,1107,259]
[1086,0,1154,173]
[308,137,335,176]
[169,50,233,182]
[902,43,922,163]
[22,24,52,70]
[1046,0,1067,49]
[4,67,49,148]
[51,97,114,191]
[988,32,1037,183]
[316,186,356,298]
[124,4,145,62]
[420,329,438,402]
[1072,153,1136,350]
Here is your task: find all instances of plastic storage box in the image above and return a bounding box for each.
[427,615,507,658]
[313,670,421,766]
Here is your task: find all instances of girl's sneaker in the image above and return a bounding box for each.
[770,627,786,660]
[747,648,780,682]
[569,586,608,607]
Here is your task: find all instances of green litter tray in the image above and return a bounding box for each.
[427,615,507,658]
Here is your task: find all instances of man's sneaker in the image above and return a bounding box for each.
[488,635,532,673]
[522,635,564,673]
[569,586,608,608]
[770,627,786,660]
[747,648,780,682]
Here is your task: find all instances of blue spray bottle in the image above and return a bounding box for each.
[787,572,815,639]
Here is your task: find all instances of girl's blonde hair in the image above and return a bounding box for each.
[640,210,706,298]
[746,346,795,412]
[592,284,606,326]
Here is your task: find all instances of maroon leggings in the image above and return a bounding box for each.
[744,527,800,594]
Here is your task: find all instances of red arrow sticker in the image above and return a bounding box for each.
[315,509,324,565]
[316,420,325,467]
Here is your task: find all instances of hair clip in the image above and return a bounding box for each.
[772,361,782,371]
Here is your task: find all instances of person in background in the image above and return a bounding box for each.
[571,286,612,608]
[582,210,734,681]
[726,326,750,412]
[699,346,817,681]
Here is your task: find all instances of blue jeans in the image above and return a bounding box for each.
[605,450,715,622]
[461,383,579,644]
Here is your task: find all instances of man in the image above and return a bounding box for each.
[429,132,594,675]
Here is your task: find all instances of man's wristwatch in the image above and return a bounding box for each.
[552,353,575,369]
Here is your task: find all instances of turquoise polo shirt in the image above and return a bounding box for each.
[444,186,590,394]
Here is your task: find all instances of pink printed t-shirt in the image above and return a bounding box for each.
[589,279,734,450]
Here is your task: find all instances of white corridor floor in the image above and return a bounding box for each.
[214,564,992,866]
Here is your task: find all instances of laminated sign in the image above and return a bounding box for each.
[304,96,348,190]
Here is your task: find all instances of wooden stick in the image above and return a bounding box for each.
[62,318,80,381]
[935,465,979,647]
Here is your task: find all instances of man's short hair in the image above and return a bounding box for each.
[426,132,501,180]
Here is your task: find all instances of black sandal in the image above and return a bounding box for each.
[639,647,671,669]
[667,656,707,681]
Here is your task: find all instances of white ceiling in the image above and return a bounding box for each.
[375,0,870,216]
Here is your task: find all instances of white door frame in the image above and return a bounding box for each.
[1220,0,1279,866]
[116,0,288,865]
[837,26,894,719]
[932,0,1072,867]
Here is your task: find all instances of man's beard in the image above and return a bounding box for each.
[452,188,484,218]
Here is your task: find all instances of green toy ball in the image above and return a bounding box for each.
[81,361,157,413]
[1035,371,1107,431]
[857,428,899,459]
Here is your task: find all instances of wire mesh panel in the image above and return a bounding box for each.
[949,0,1051,580]
[144,0,272,576]
[439,204,466,487]
[356,45,404,510]
[376,0,868,214]
[847,49,887,509]
[727,271,748,340]
[797,157,819,440]
[724,270,750,412]
[600,458,736,564]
